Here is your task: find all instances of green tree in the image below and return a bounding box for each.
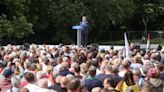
[28,0,90,44]
[0,0,33,42]
[82,0,134,41]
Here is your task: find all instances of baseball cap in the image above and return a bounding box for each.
[3,68,13,77]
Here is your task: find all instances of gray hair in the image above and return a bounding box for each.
[132,68,141,75]
[37,78,48,88]
[105,65,113,72]
[11,76,21,88]
[24,60,31,69]
[36,71,45,80]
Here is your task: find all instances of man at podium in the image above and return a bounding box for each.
[80,16,89,47]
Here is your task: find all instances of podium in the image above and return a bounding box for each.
[72,25,82,47]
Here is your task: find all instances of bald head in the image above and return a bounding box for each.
[37,78,48,88]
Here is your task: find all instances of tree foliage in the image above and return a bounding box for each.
[0,0,163,44]
[0,0,33,41]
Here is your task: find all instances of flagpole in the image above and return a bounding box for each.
[146,33,150,51]
[124,33,130,59]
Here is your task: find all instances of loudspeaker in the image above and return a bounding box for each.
[140,44,162,51]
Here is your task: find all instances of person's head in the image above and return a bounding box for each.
[47,66,53,74]
[20,88,29,92]
[133,56,141,63]
[37,78,48,88]
[123,71,135,86]
[55,75,62,83]
[122,59,130,70]
[86,60,91,69]
[132,68,141,83]
[87,53,93,60]
[60,77,69,88]
[11,76,21,88]
[96,56,103,66]
[67,79,81,92]
[66,74,74,80]
[36,64,42,71]
[3,68,13,79]
[103,78,115,88]
[64,46,70,53]
[88,65,96,77]
[91,59,99,67]
[57,56,63,64]
[156,63,164,72]
[150,53,157,60]
[36,71,45,80]
[113,58,122,67]
[91,87,101,92]
[80,63,87,74]
[52,70,59,79]
[60,61,69,71]
[147,68,159,78]
[25,72,35,83]
[31,64,37,71]
[100,65,106,74]
[105,65,113,74]
[43,57,50,65]
[71,62,79,69]
[24,60,31,70]
[82,16,87,21]
[74,65,80,73]
[79,54,87,64]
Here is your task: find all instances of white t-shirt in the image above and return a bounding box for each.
[53,64,62,72]
[118,71,126,77]
[7,87,19,92]
[24,84,41,92]
[42,63,48,72]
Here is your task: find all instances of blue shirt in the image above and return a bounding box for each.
[84,76,103,92]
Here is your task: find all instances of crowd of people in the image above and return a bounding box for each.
[0,44,163,92]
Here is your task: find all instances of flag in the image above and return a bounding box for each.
[124,33,130,59]
[146,33,150,51]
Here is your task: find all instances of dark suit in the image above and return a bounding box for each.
[80,21,89,47]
